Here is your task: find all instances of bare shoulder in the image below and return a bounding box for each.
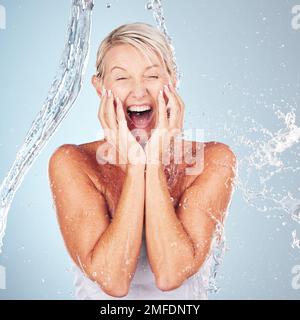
[49,143,81,161]
[183,140,236,162]
[184,140,237,175]
[48,144,90,194]
[181,140,237,204]
[48,140,116,200]
[203,141,236,158]
[48,143,87,174]
[48,140,105,172]
[201,141,237,175]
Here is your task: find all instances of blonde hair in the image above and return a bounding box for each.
[95,22,177,83]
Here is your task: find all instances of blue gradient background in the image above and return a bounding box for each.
[0,0,300,299]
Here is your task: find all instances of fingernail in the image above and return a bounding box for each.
[159,89,163,96]
[102,86,107,96]
[164,84,169,92]
[107,89,112,97]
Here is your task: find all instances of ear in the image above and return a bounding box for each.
[91,75,103,97]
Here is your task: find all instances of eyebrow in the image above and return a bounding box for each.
[110,64,160,73]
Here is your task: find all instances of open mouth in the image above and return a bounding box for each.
[126,105,154,129]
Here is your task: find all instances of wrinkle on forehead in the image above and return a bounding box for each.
[103,43,167,77]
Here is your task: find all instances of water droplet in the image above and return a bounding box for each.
[146,2,153,10]
[183,197,189,209]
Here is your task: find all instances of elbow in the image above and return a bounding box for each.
[91,274,130,298]
[155,259,197,292]
[101,282,130,298]
[85,265,130,298]
[155,273,183,292]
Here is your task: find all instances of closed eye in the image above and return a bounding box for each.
[116,76,158,80]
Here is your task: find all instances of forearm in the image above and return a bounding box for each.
[88,164,145,294]
[145,164,195,289]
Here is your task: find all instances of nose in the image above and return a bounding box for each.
[129,80,149,99]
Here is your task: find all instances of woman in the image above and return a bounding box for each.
[48,22,237,300]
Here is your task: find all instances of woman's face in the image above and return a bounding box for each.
[92,43,173,138]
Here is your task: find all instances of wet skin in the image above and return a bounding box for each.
[48,44,237,297]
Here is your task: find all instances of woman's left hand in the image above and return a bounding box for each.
[144,82,185,165]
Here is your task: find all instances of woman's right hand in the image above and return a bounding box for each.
[98,87,146,168]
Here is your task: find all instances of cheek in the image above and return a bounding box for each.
[110,83,127,98]
[148,80,165,94]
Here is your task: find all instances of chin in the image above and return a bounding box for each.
[126,123,153,144]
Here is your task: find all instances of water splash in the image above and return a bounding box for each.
[224,102,300,264]
[233,106,300,216]
[187,220,227,298]
[291,230,300,252]
[247,109,300,172]
[146,0,182,89]
[0,0,94,254]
